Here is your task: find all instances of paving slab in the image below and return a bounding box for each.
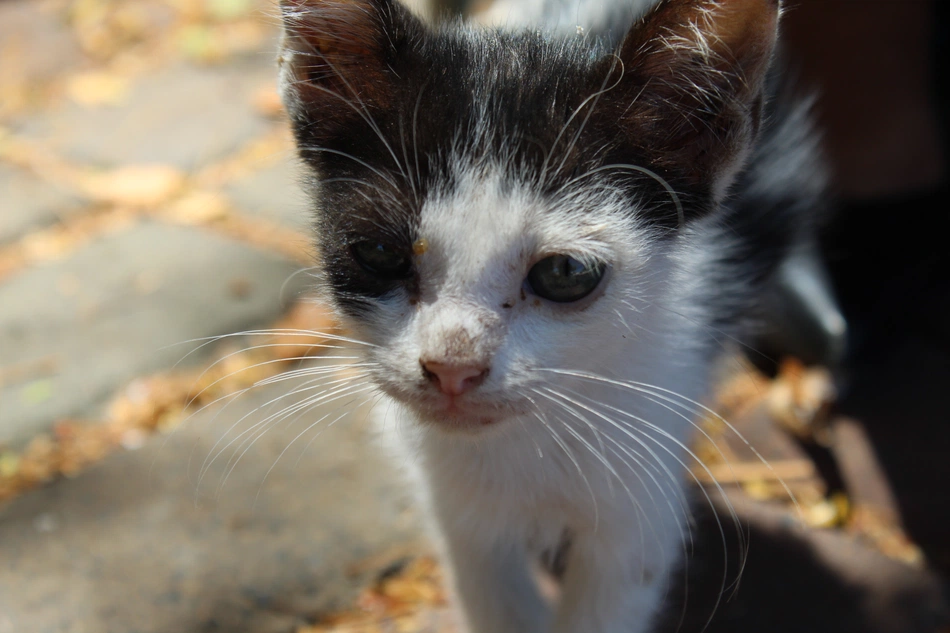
[0,164,86,244]
[225,153,312,230]
[0,221,309,447]
[0,376,424,633]
[12,61,275,170]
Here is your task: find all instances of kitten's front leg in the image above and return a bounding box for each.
[553,533,678,633]
[438,527,551,633]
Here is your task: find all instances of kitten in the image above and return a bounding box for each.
[276,0,826,631]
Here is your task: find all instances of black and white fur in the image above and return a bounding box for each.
[277,0,826,630]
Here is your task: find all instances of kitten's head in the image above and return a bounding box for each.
[278,0,780,432]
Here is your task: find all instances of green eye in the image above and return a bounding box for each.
[351,241,412,279]
[527,255,606,303]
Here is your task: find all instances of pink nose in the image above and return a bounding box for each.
[421,361,488,396]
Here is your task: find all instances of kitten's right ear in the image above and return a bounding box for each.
[278,0,418,131]
[606,0,781,204]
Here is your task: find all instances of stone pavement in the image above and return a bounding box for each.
[0,0,430,630]
[1,0,316,445]
[0,377,424,633]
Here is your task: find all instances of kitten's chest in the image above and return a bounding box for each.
[419,423,618,525]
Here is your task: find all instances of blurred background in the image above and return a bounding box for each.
[0,0,947,632]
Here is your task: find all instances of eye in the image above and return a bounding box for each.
[351,241,412,279]
[527,255,606,303]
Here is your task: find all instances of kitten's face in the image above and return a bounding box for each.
[278,0,779,431]
[351,163,657,429]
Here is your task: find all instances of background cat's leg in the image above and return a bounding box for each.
[436,527,551,633]
[552,528,680,633]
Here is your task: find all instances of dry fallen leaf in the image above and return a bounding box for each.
[66,71,130,107]
[299,557,453,633]
[767,359,836,438]
[166,190,229,224]
[848,505,924,566]
[81,164,186,207]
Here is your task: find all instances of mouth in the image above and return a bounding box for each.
[376,382,525,431]
[414,394,503,429]
[415,394,501,427]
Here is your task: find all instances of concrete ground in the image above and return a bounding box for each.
[0,1,431,630]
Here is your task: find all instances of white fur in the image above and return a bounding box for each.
[343,156,723,633]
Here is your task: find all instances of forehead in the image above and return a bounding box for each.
[417,164,537,288]
[417,30,604,136]
[310,29,673,255]
[335,31,610,190]
[416,163,631,283]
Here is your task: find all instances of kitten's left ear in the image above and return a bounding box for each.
[606,0,781,203]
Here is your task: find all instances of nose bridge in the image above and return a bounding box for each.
[418,298,503,366]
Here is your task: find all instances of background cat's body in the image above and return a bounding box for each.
[278,0,827,630]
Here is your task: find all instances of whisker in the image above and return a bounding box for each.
[253,394,373,508]
[534,388,658,566]
[540,54,624,188]
[549,55,626,183]
[411,81,429,206]
[185,349,364,409]
[279,269,324,305]
[196,373,371,492]
[553,380,752,618]
[536,386,689,580]
[538,368,800,518]
[557,163,685,228]
[540,386,692,533]
[553,386,735,629]
[252,361,377,388]
[180,362,366,454]
[206,371,370,475]
[167,328,378,368]
[213,381,376,496]
[522,393,601,531]
[283,43,411,190]
[544,370,754,533]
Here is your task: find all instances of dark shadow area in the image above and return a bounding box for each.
[658,494,950,633]
[785,0,950,583]
[826,186,950,577]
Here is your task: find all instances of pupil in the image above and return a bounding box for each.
[566,257,582,277]
[561,257,572,277]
